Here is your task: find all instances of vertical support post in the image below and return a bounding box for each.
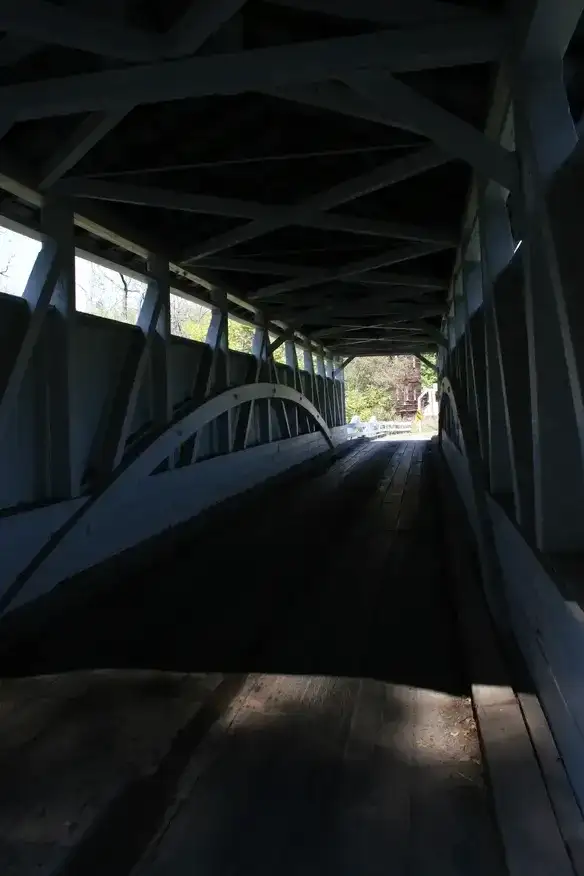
[149,257,172,431]
[149,256,173,468]
[340,361,347,425]
[41,196,79,498]
[266,338,291,441]
[330,357,341,426]
[251,325,272,446]
[285,339,304,436]
[462,260,488,466]
[206,295,231,456]
[452,273,468,396]
[479,183,534,534]
[303,347,317,431]
[0,242,61,448]
[514,58,584,549]
[315,348,329,423]
[478,190,513,498]
[87,263,166,479]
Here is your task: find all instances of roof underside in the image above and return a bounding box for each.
[0,0,503,356]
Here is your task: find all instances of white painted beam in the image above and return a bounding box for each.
[0,21,508,120]
[39,111,131,190]
[274,74,516,190]
[58,176,457,246]
[182,145,449,262]
[252,241,448,299]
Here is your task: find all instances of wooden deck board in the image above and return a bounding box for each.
[0,440,518,875]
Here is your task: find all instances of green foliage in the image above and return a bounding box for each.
[346,383,390,421]
[420,352,437,389]
[229,319,255,353]
[182,314,210,342]
[344,355,420,421]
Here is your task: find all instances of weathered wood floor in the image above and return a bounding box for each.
[0,441,509,875]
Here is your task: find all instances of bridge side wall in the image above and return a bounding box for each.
[442,433,584,814]
[0,277,349,615]
[439,65,584,814]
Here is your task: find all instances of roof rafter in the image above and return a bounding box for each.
[280,300,447,324]
[181,145,449,263]
[271,74,517,190]
[252,242,449,300]
[0,20,508,121]
[56,176,458,247]
[0,0,158,63]
[36,0,249,187]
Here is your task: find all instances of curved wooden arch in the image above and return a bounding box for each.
[1,384,334,614]
[106,382,334,500]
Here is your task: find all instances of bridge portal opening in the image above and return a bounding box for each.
[344,354,438,440]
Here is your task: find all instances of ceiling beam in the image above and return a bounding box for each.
[0,21,508,121]
[332,345,433,355]
[409,318,447,347]
[272,285,437,310]
[333,355,354,375]
[39,111,130,190]
[283,301,447,324]
[252,242,448,300]
[182,145,449,263]
[36,1,248,187]
[0,35,40,66]
[272,74,516,191]
[0,0,158,62]
[312,322,430,337]
[163,0,247,59]
[331,335,435,345]
[0,0,248,64]
[191,261,448,290]
[264,0,480,24]
[346,72,517,191]
[54,176,458,247]
[518,0,584,61]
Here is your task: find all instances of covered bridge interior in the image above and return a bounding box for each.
[1,0,584,873]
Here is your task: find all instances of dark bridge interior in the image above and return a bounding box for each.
[0,0,506,353]
[2,1,584,874]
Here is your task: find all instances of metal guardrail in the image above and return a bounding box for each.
[348,420,413,438]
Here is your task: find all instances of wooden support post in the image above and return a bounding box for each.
[462,261,488,468]
[41,197,79,498]
[87,264,166,480]
[285,339,303,436]
[148,256,173,468]
[478,188,513,499]
[479,184,534,535]
[514,60,584,549]
[197,295,231,458]
[303,347,317,431]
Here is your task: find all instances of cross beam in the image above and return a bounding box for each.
[34,1,249,186]
[181,145,449,263]
[251,242,448,300]
[272,74,516,190]
[56,177,457,247]
[0,0,249,63]
[0,21,508,121]
[282,301,447,324]
[416,352,439,373]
